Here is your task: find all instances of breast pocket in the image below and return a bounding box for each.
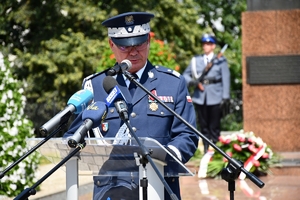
[146,102,175,138]
[105,107,120,120]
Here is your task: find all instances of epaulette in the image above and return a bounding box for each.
[214,55,227,65]
[82,69,109,93]
[155,65,181,78]
[218,56,226,61]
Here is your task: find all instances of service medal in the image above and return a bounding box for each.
[149,102,158,111]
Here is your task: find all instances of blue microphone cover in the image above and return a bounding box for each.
[103,76,127,107]
[82,101,107,128]
[67,89,94,114]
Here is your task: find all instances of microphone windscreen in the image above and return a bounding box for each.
[103,76,118,94]
[67,89,94,114]
[121,59,132,70]
[82,101,107,128]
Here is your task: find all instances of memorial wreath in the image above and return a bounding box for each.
[198,130,280,179]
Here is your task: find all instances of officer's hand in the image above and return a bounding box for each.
[220,99,230,109]
[189,80,198,87]
[165,146,180,162]
[220,99,230,118]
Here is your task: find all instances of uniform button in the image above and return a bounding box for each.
[131,112,136,118]
[172,178,175,182]
[161,111,164,115]
[132,127,137,132]
[96,180,101,186]
[110,108,114,113]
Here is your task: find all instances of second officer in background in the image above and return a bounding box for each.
[183,33,230,153]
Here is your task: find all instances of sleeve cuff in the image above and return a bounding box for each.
[167,145,182,161]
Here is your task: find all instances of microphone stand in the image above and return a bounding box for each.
[0,122,69,179]
[116,99,179,200]
[123,71,265,199]
[14,142,86,200]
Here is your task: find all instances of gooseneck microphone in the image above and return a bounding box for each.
[39,89,93,135]
[103,76,129,121]
[107,59,132,76]
[67,101,108,148]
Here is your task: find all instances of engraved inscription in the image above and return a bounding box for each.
[246,55,300,85]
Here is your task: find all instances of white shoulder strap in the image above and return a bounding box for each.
[113,123,131,145]
[191,57,201,79]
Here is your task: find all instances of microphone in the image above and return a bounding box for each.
[39,89,93,135]
[67,101,108,148]
[107,59,132,76]
[103,76,129,120]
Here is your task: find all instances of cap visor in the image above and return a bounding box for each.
[201,38,216,44]
[111,34,148,46]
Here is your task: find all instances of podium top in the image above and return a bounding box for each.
[27,137,194,177]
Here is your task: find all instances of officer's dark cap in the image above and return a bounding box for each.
[102,12,155,47]
[201,33,217,44]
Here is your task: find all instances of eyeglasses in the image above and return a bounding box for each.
[116,41,149,53]
[202,42,214,45]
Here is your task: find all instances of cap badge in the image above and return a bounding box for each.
[125,15,134,25]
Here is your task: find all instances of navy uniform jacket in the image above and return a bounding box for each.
[64,60,199,200]
[183,54,230,105]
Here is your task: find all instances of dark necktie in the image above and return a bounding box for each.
[128,74,138,96]
[205,57,209,66]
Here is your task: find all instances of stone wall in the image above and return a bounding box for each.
[242,9,300,151]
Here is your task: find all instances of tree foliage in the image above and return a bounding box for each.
[0,0,246,134]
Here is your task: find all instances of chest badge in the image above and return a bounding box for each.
[149,102,159,111]
[148,71,154,78]
[102,122,109,132]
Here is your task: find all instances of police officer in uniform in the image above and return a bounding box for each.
[183,33,230,153]
[64,12,199,200]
